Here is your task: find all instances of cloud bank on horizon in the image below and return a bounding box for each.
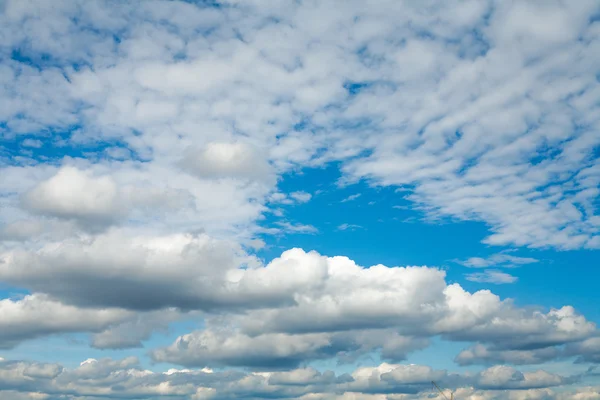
[0,0,599,399]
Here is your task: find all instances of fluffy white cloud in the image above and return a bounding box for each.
[149,249,597,368]
[0,231,295,311]
[21,166,122,227]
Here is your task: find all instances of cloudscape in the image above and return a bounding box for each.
[1,1,600,399]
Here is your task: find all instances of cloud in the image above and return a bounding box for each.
[179,141,274,183]
[21,166,122,228]
[149,249,597,369]
[275,221,319,234]
[269,191,312,205]
[20,139,43,148]
[337,223,362,231]
[565,337,600,364]
[456,253,539,268]
[290,191,312,203]
[0,231,333,312]
[0,0,599,398]
[151,329,335,369]
[455,344,561,366]
[1,0,597,250]
[476,365,570,390]
[341,194,361,202]
[0,294,131,349]
[90,309,185,349]
[0,356,582,400]
[465,269,518,284]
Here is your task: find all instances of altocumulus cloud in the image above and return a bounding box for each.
[0,0,599,399]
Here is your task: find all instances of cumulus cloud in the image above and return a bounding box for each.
[21,166,122,227]
[150,250,598,368]
[0,356,583,400]
[0,294,131,349]
[455,343,561,366]
[0,231,331,312]
[90,309,185,349]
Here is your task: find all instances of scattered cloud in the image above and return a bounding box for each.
[179,141,274,183]
[20,139,43,148]
[275,221,319,234]
[0,294,131,349]
[337,223,362,231]
[457,252,539,268]
[289,191,312,203]
[269,191,312,205]
[0,356,585,400]
[465,270,518,284]
[341,194,362,203]
[0,0,598,398]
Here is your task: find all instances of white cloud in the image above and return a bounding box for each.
[455,343,561,366]
[269,191,312,205]
[457,253,539,268]
[0,230,300,312]
[0,356,583,400]
[0,0,599,398]
[90,309,185,349]
[179,141,274,183]
[151,250,597,368]
[341,194,361,203]
[1,0,597,250]
[275,221,319,234]
[337,223,362,231]
[0,294,131,349]
[21,166,122,227]
[465,269,518,284]
[21,139,43,148]
[290,191,312,203]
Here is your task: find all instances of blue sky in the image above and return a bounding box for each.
[0,1,600,399]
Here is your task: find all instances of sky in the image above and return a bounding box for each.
[0,0,599,399]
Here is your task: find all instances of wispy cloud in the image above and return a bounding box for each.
[275,221,318,234]
[456,252,539,268]
[21,139,43,148]
[465,269,518,284]
[337,223,362,231]
[341,193,361,202]
[289,191,312,203]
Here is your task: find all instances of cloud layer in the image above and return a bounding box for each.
[0,0,599,399]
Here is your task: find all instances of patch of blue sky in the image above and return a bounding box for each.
[1,317,206,371]
[0,285,30,301]
[11,44,98,71]
[3,335,144,369]
[0,129,140,166]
